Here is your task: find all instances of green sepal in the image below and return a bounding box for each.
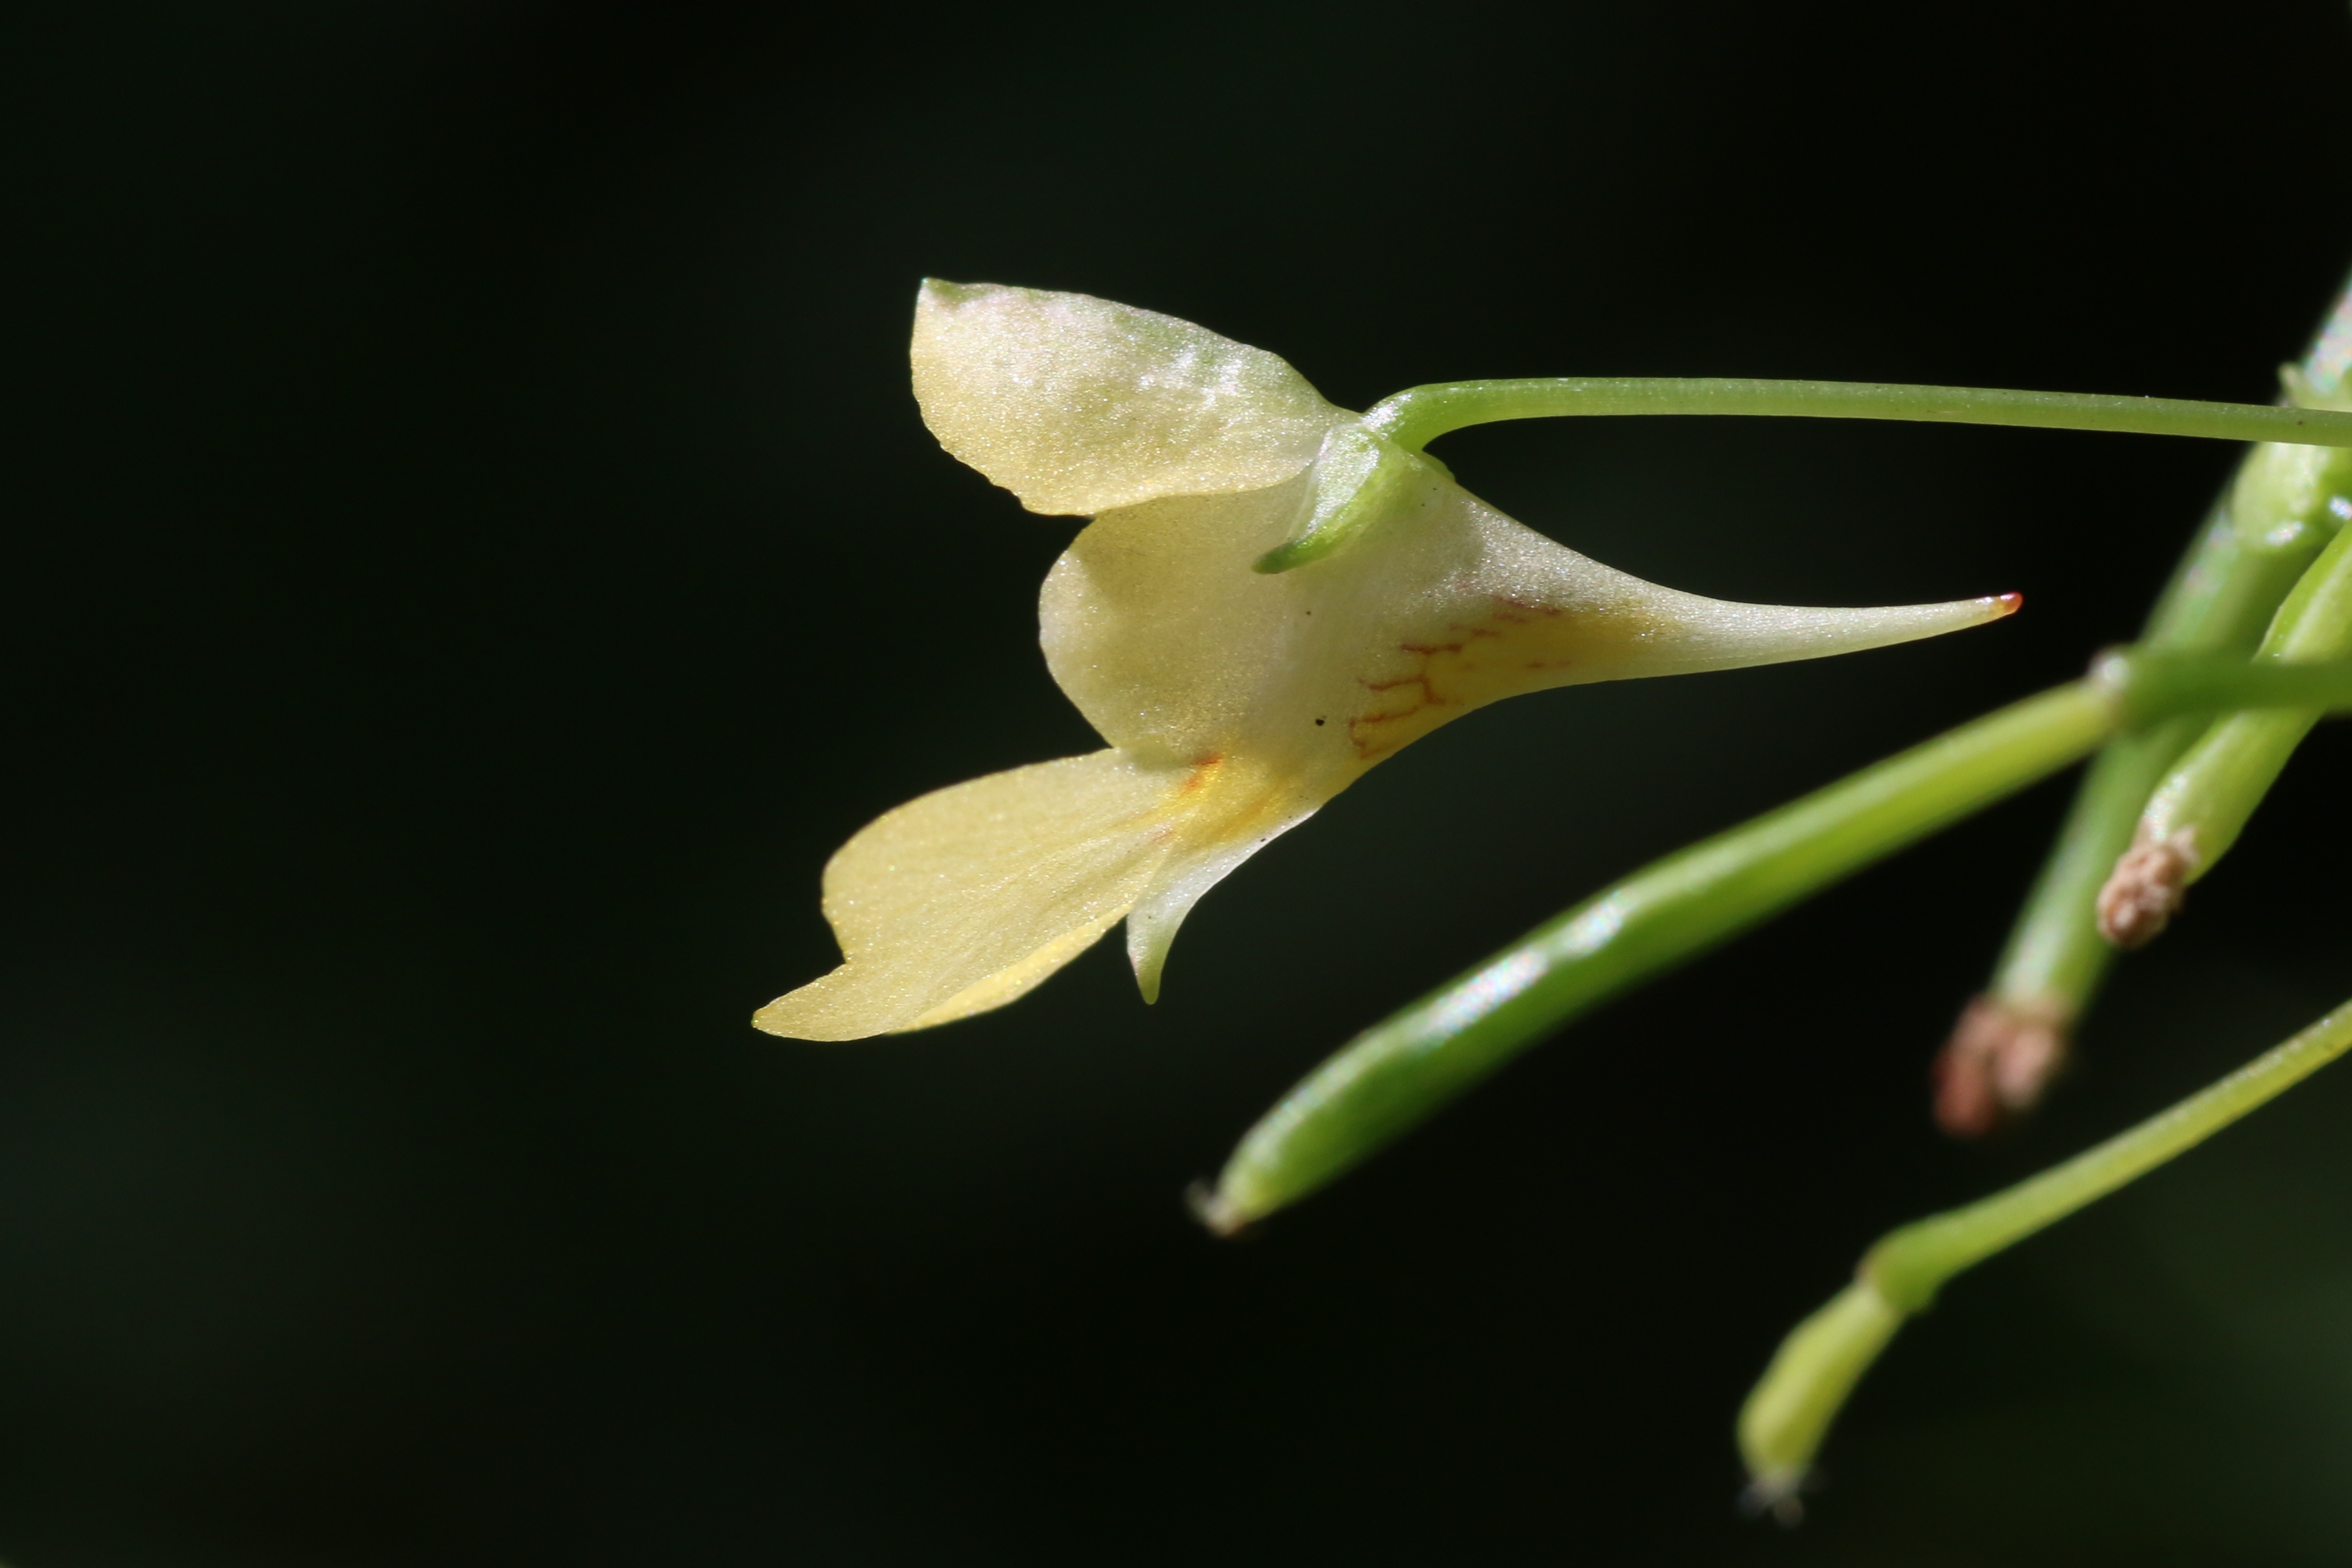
[1252,425,1442,574]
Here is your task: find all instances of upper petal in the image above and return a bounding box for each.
[911,281,1350,516]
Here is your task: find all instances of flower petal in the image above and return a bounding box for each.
[1041,464,2012,996]
[754,750,1183,1040]
[911,281,1349,516]
[1043,464,2010,775]
[1126,831,1297,1004]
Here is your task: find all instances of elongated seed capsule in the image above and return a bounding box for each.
[1742,996,2352,1516]
[1937,284,2352,1131]
[2097,480,2352,948]
[1194,687,2105,1233]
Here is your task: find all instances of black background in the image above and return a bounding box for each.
[12,3,2352,1563]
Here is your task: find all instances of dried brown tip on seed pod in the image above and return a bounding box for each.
[1933,995,2071,1138]
[2095,825,2199,949]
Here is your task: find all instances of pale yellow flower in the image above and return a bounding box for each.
[756,282,2014,1040]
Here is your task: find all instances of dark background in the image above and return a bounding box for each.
[11,2,2352,1563]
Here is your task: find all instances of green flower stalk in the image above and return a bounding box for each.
[1935,275,2352,1135]
[1739,996,2352,1517]
[1268,379,2352,572]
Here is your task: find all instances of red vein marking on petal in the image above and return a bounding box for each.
[1343,597,1596,762]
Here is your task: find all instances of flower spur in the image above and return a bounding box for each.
[754,282,2015,1040]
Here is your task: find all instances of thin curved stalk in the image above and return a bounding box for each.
[1363,378,2352,455]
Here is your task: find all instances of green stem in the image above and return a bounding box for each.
[1262,371,2352,575]
[2108,647,2352,721]
[1362,378,2352,455]
[1198,652,2352,1233]
[1739,996,2352,1507]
